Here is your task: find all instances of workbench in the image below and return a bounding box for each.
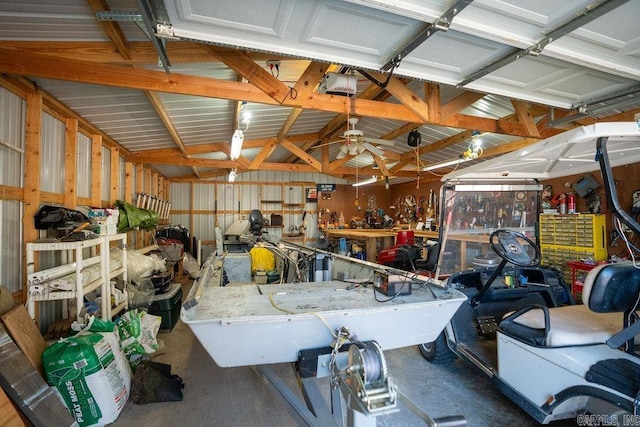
[325,229,395,260]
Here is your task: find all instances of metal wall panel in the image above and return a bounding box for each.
[0,200,23,292]
[0,87,24,187]
[170,182,191,210]
[40,112,65,193]
[239,183,260,212]
[101,145,111,202]
[193,183,215,211]
[192,214,215,241]
[261,184,282,201]
[217,183,238,211]
[169,213,190,230]
[76,132,92,198]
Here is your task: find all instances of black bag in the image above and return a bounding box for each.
[34,205,89,229]
[130,361,185,404]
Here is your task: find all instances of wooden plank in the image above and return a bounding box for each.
[0,386,26,427]
[124,162,134,204]
[1,305,47,376]
[0,324,75,427]
[23,92,42,246]
[64,118,78,209]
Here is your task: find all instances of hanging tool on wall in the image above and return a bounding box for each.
[299,211,307,243]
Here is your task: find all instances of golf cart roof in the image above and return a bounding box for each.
[443,122,640,181]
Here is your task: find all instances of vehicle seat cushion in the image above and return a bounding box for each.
[583,262,640,313]
[504,304,623,347]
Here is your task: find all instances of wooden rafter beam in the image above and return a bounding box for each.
[440,91,486,119]
[280,139,322,171]
[511,100,541,137]
[85,0,131,60]
[0,48,534,137]
[211,47,293,104]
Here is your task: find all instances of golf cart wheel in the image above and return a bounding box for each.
[419,332,455,365]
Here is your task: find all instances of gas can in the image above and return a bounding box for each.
[567,193,576,214]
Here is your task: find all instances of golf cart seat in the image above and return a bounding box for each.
[500,262,640,347]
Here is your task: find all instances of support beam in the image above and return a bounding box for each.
[24,92,43,244]
[64,118,78,209]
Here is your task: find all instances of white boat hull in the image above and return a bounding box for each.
[182,256,467,367]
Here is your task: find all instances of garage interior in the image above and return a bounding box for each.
[1,0,640,426]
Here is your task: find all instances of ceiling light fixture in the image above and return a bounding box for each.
[352,175,378,187]
[230,129,244,160]
[228,168,237,183]
[230,102,250,161]
[423,157,473,171]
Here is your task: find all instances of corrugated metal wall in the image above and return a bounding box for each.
[40,112,65,193]
[0,201,23,292]
[0,88,24,292]
[0,87,24,187]
[166,171,351,259]
[76,132,92,198]
[101,145,111,202]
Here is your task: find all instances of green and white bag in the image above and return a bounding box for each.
[43,331,131,427]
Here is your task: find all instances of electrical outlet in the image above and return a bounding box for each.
[266,60,281,67]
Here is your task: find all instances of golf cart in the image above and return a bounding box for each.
[420,122,640,424]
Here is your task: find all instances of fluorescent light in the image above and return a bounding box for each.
[423,157,472,171]
[352,176,378,187]
[230,129,244,160]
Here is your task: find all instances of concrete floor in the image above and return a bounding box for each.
[112,284,579,427]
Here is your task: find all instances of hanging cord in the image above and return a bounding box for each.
[268,292,338,339]
[615,217,640,269]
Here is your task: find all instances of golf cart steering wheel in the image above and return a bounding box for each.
[489,229,541,267]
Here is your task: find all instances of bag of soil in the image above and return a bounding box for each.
[129,361,184,404]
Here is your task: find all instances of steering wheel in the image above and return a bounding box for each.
[489,229,541,267]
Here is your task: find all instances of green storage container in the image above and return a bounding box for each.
[148,283,182,331]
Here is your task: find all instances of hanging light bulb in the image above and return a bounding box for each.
[240,102,251,128]
[385,176,390,190]
[228,168,237,183]
[230,129,244,160]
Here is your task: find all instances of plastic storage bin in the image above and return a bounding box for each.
[148,283,182,331]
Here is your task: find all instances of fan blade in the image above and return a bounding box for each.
[336,150,347,159]
[363,142,384,156]
[365,137,395,146]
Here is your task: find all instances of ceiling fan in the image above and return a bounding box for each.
[321,117,395,159]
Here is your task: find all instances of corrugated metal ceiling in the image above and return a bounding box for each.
[0,0,638,185]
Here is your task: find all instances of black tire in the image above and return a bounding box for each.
[418,331,456,365]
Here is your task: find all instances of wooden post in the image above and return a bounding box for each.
[64,118,77,209]
[23,92,42,243]
[23,92,42,303]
